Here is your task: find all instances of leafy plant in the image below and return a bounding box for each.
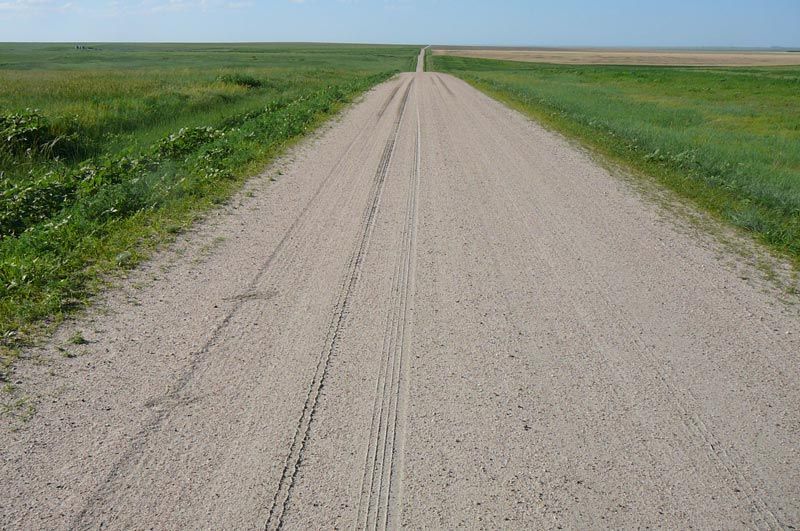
[68,331,88,345]
[157,126,226,157]
[0,108,80,160]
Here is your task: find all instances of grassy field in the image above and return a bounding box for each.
[430,55,800,265]
[0,43,418,372]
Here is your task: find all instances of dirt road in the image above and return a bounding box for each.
[2,51,799,529]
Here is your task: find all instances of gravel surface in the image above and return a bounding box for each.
[2,51,799,529]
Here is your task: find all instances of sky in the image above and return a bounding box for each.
[0,0,798,47]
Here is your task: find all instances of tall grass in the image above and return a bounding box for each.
[431,55,800,262]
[0,43,418,373]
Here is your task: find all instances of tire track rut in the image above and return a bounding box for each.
[355,80,421,531]
[265,78,414,531]
[69,76,409,529]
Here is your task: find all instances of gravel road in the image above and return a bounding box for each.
[2,50,799,529]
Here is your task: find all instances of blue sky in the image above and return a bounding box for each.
[0,0,798,47]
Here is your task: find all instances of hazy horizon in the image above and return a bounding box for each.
[1,42,799,51]
[0,0,798,48]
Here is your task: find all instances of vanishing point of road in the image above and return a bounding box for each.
[2,48,799,529]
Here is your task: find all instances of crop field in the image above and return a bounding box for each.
[432,47,800,66]
[430,54,800,263]
[0,43,418,362]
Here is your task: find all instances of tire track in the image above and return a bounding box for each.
[69,77,408,529]
[265,78,414,531]
[355,81,421,531]
[376,81,403,122]
[434,73,456,98]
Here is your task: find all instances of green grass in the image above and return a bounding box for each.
[430,54,800,264]
[0,43,418,375]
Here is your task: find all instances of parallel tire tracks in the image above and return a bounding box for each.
[70,77,408,529]
[356,81,421,531]
[265,78,414,531]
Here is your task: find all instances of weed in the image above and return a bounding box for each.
[67,331,89,345]
[195,236,226,262]
[1,393,35,424]
[0,344,19,382]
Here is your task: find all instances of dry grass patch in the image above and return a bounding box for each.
[433,48,800,67]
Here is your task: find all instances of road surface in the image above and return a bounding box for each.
[2,49,799,529]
